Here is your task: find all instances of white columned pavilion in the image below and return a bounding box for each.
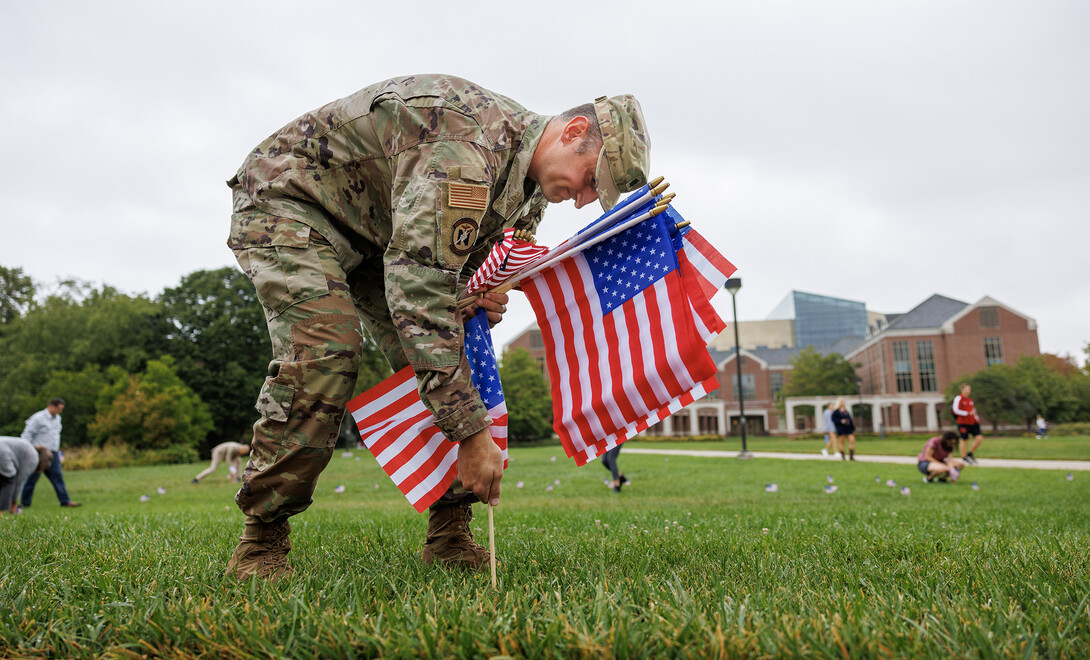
[783,394,945,435]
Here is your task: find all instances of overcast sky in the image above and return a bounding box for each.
[2,1,1087,365]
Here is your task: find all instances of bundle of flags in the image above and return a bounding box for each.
[346,309,507,512]
[349,179,735,510]
[520,189,735,465]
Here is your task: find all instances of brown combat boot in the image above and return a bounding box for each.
[225,517,293,581]
[421,500,490,571]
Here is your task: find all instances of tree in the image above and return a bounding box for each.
[499,348,553,442]
[0,265,35,325]
[156,268,272,451]
[0,282,162,444]
[1013,355,1078,424]
[157,267,393,452]
[88,357,212,460]
[782,347,861,397]
[36,365,111,449]
[945,365,1035,433]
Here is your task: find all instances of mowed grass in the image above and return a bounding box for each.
[1,443,1088,658]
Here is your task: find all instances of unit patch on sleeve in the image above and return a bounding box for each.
[449,217,479,256]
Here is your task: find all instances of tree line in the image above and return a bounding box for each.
[0,265,553,465]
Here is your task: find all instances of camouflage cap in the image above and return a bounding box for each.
[593,94,651,211]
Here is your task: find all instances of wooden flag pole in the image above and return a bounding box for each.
[488,503,497,587]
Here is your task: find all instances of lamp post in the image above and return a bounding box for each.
[724,278,751,460]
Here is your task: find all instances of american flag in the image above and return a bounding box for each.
[667,209,737,343]
[522,213,722,466]
[347,309,507,512]
[464,228,550,297]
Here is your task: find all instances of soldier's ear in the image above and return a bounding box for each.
[560,116,589,145]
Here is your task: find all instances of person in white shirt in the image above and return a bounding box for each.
[20,398,81,508]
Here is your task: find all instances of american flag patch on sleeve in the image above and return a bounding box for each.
[448,182,489,210]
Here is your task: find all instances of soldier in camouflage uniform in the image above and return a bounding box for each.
[225,74,650,579]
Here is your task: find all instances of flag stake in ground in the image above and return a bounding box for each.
[488,504,497,588]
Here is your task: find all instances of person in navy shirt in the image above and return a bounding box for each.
[831,397,856,461]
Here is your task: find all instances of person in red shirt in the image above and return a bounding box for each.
[951,383,984,464]
[917,432,966,483]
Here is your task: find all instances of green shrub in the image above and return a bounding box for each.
[140,445,199,465]
[1050,422,1090,437]
[60,443,199,471]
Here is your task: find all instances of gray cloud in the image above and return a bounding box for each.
[2,0,1086,363]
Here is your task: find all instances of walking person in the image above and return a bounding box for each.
[1036,414,1048,439]
[19,398,81,508]
[821,401,838,458]
[600,445,629,493]
[192,441,251,483]
[0,437,52,514]
[952,383,984,464]
[224,74,651,580]
[917,431,966,483]
[832,397,856,461]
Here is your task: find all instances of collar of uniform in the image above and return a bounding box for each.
[491,112,547,219]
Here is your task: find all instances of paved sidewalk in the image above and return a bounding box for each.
[623,447,1090,472]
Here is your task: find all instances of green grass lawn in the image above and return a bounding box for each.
[634,433,1090,461]
[2,444,1088,658]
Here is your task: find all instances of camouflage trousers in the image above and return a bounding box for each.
[229,208,369,524]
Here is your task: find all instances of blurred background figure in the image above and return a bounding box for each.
[1036,414,1048,439]
[822,401,838,458]
[20,398,81,508]
[832,397,856,461]
[1,437,52,514]
[600,445,629,493]
[917,431,966,483]
[192,441,251,484]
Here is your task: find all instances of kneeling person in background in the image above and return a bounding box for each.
[193,441,251,484]
[917,431,966,483]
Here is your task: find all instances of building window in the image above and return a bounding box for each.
[979,307,999,328]
[529,330,544,349]
[916,340,936,392]
[770,372,784,399]
[984,336,1004,366]
[892,341,913,393]
[535,357,546,374]
[732,373,756,400]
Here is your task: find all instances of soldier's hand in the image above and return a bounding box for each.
[462,291,509,326]
[456,428,503,506]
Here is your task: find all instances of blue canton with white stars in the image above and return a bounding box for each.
[464,309,505,409]
[585,216,679,314]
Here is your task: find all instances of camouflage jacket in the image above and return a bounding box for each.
[230,75,549,442]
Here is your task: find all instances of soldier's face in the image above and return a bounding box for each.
[537,139,601,210]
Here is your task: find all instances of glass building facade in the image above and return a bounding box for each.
[768,291,868,348]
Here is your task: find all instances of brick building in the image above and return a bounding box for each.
[503,292,1040,437]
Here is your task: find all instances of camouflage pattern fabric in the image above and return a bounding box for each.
[592,94,651,211]
[232,75,547,441]
[227,75,551,522]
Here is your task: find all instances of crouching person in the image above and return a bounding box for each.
[0,437,52,514]
[222,74,652,580]
[917,431,966,483]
